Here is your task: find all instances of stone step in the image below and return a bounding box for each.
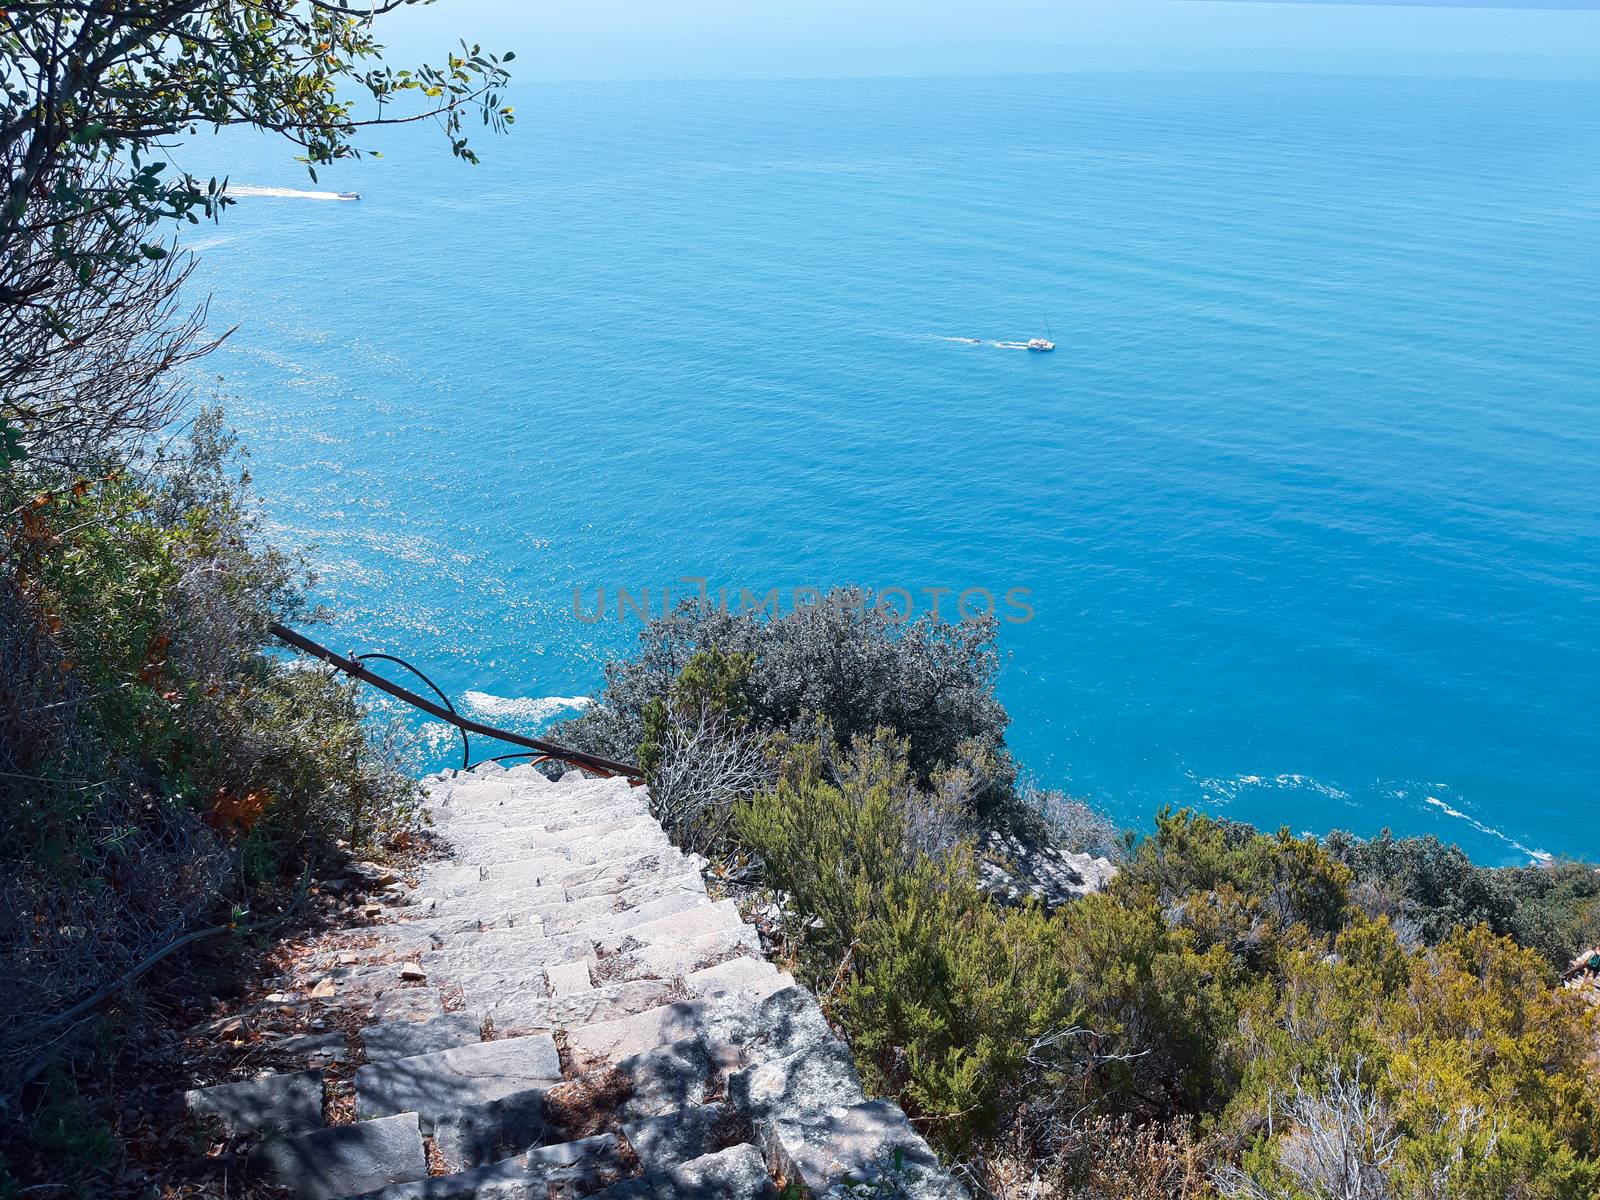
[684,957,793,1005]
[349,1134,623,1200]
[598,926,764,986]
[355,1033,562,1128]
[593,898,747,956]
[657,1144,777,1200]
[621,1101,729,1173]
[429,1085,548,1171]
[565,857,701,902]
[545,1036,715,1136]
[761,1101,964,1200]
[490,978,681,1034]
[565,1000,714,1071]
[249,1111,427,1200]
[557,850,695,892]
[185,1068,325,1136]
[361,1012,483,1063]
[540,888,708,940]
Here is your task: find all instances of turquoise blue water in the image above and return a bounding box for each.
[186,72,1600,865]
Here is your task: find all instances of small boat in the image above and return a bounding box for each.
[1027,337,1055,352]
[337,191,361,201]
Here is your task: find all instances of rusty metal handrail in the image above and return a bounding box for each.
[269,622,643,780]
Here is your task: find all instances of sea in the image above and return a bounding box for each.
[181,70,1600,866]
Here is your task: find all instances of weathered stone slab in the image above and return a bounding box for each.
[186,1069,324,1135]
[430,1085,548,1170]
[565,1000,712,1070]
[622,1102,727,1172]
[356,1034,562,1126]
[566,863,699,903]
[362,1012,482,1062]
[268,1031,351,1065]
[369,987,445,1023]
[685,957,792,1004]
[249,1111,426,1200]
[730,1037,866,1125]
[543,803,650,832]
[659,1144,777,1200]
[542,889,707,939]
[594,899,745,955]
[558,851,681,891]
[546,958,595,995]
[739,986,839,1062]
[345,1157,534,1200]
[346,1133,622,1199]
[763,1101,965,1200]
[614,1036,714,1120]
[603,925,763,983]
[491,978,678,1033]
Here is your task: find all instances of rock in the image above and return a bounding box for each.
[763,1101,964,1200]
[345,861,401,888]
[346,1133,622,1199]
[565,1000,712,1070]
[249,1111,427,1200]
[739,985,839,1062]
[685,956,792,1004]
[622,1102,728,1172]
[370,987,445,1022]
[658,1144,777,1200]
[546,957,595,995]
[592,899,747,956]
[356,1033,562,1127]
[398,963,427,982]
[613,1036,714,1120]
[490,979,679,1033]
[361,1013,482,1063]
[430,1086,549,1170]
[729,1037,866,1126]
[976,831,1117,909]
[270,1031,350,1064]
[185,1069,324,1136]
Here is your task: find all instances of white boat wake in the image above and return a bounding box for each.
[931,335,1032,351]
[227,184,356,201]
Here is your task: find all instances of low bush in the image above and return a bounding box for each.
[1327,829,1600,968]
[552,593,1020,825]
[737,731,1073,1148]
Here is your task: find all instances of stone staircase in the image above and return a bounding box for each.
[182,763,966,1200]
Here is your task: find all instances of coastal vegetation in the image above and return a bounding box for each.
[0,2,512,1190]
[563,604,1600,1198]
[2,5,1594,1199]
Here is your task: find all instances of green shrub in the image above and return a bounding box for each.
[1327,829,1600,968]
[554,593,1019,825]
[737,731,1072,1149]
[0,412,418,1104]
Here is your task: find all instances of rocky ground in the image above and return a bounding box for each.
[165,763,967,1199]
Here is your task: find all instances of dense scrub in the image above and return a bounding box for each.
[601,620,1600,1199]
[550,594,1020,830]
[1327,828,1600,971]
[0,415,418,1179]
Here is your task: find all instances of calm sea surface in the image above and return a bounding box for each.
[186,72,1600,864]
